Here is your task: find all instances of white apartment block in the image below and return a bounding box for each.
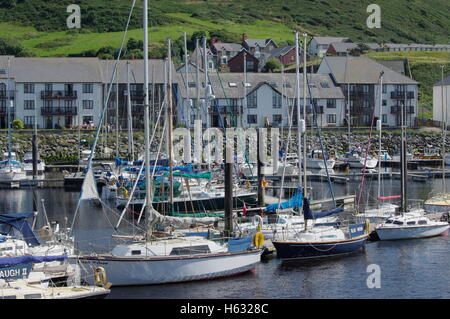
[432,75,450,123]
[318,56,419,127]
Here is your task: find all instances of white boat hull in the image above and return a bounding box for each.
[376,224,449,240]
[306,159,335,169]
[74,250,262,286]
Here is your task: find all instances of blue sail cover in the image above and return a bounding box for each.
[0,255,68,268]
[303,197,343,220]
[265,189,303,212]
[0,212,40,247]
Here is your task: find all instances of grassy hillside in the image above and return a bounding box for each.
[0,0,450,58]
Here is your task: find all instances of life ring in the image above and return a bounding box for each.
[253,231,264,247]
[117,186,128,198]
[253,215,263,227]
[94,267,107,286]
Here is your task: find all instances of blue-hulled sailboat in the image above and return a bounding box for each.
[271,32,369,260]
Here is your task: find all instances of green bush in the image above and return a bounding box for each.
[12,119,23,129]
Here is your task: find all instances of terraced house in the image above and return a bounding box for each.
[318,56,419,127]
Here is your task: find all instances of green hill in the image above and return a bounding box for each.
[0,0,450,57]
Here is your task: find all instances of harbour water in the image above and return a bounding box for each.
[0,174,449,299]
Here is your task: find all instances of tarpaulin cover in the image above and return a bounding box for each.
[0,212,40,247]
[303,197,343,220]
[265,189,303,212]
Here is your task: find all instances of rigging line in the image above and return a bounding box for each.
[115,92,168,229]
[70,0,137,235]
[304,72,336,207]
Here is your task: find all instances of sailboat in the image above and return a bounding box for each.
[271,32,369,260]
[70,1,262,286]
[360,71,398,224]
[375,95,450,240]
[0,58,26,184]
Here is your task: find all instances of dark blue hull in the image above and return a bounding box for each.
[272,235,369,259]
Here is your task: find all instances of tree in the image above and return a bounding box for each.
[263,58,282,72]
[12,119,23,129]
[0,38,26,56]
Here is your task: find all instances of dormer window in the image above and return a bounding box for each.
[229,82,237,87]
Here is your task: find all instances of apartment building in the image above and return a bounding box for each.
[318,56,419,127]
[432,75,450,123]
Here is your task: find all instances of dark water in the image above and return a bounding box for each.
[0,175,449,299]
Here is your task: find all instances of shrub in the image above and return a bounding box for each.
[12,119,23,129]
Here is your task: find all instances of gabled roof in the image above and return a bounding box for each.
[268,46,297,58]
[377,60,406,75]
[433,75,450,87]
[177,72,345,100]
[313,37,351,45]
[244,39,277,48]
[321,56,418,85]
[213,43,243,52]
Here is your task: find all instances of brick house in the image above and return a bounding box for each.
[227,50,259,73]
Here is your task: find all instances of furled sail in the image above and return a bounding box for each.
[148,207,220,228]
[265,189,303,212]
[303,197,343,220]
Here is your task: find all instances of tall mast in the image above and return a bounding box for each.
[203,37,211,170]
[115,66,120,158]
[168,39,174,210]
[126,61,134,160]
[377,71,384,199]
[295,32,303,192]
[243,51,247,128]
[184,32,190,127]
[143,0,152,226]
[345,51,351,152]
[441,65,446,190]
[6,57,12,166]
[196,38,200,121]
[302,33,308,199]
[400,89,407,213]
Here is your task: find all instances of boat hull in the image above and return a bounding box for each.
[375,224,449,240]
[73,249,262,286]
[272,235,368,259]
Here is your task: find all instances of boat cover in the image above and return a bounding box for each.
[265,189,303,212]
[303,197,343,220]
[0,212,40,247]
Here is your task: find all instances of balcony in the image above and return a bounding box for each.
[349,91,371,98]
[0,90,14,99]
[0,107,15,115]
[390,91,414,99]
[210,106,241,114]
[41,107,77,116]
[391,106,415,114]
[41,90,77,99]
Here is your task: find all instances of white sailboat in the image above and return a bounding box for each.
[375,98,449,240]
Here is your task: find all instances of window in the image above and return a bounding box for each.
[382,84,387,93]
[243,82,252,87]
[363,100,370,108]
[247,114,257,124]
[406,221,416,225]
[64,100,74,107]
[362,85,369,93]
[283,83,292,88]
[188,82,196,88]
[24,116,35,127]
[83,116,93,125]
[272,91,282,108]
[45,83,52,92]
[24,100,35,110]
[273,114,282,124]
[43,100,53,108]
[382,99,387,106]
[382,114,387,123]
[320,82,330,88]
[83,83,93,93]
[24,83,34,94]
[170,245,211,255]
[393,220,404,225]
[326,99,336,108]
[228,82,237,87]
[83,100,94,109]
[418,220,427,225]
[0,69,5,75]
[363,115,370,124]
[327,114,336,124]
[221,56,227,64]
[247,91,257,108]
[246,61,255,71]
[131,250,141,255]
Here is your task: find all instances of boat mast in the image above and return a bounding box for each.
[203,37,211,171]
[184,32,190,128]
[116,66,119,158]
[295,32,303,193]
[400,88,407,213]
[377,71,384,199]
[7,57,12,168]
[345,51,351,153]
[126,61,134,160]
[167,39,175,211]
[302,33,308,199]
[441,65,446,190]
[243,51,247,128]
[196,38,200,122]
[143,0,152,229]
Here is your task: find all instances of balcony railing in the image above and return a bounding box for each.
[391,106,415,114]
[41,90,77,99]
[0,90,14,99]
[391,91,414,99]
[210,106,241,114]
[0,107,15,115]
[41,107,77,116]
[349,91,371,98]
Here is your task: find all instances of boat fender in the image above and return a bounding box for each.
[364,219,370,233]
[253,215,263,226]
[117,186,128,198]
[40,226,52,241]
[245,181,252,191]
[253,225,264,247]
[94,267,107,287]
